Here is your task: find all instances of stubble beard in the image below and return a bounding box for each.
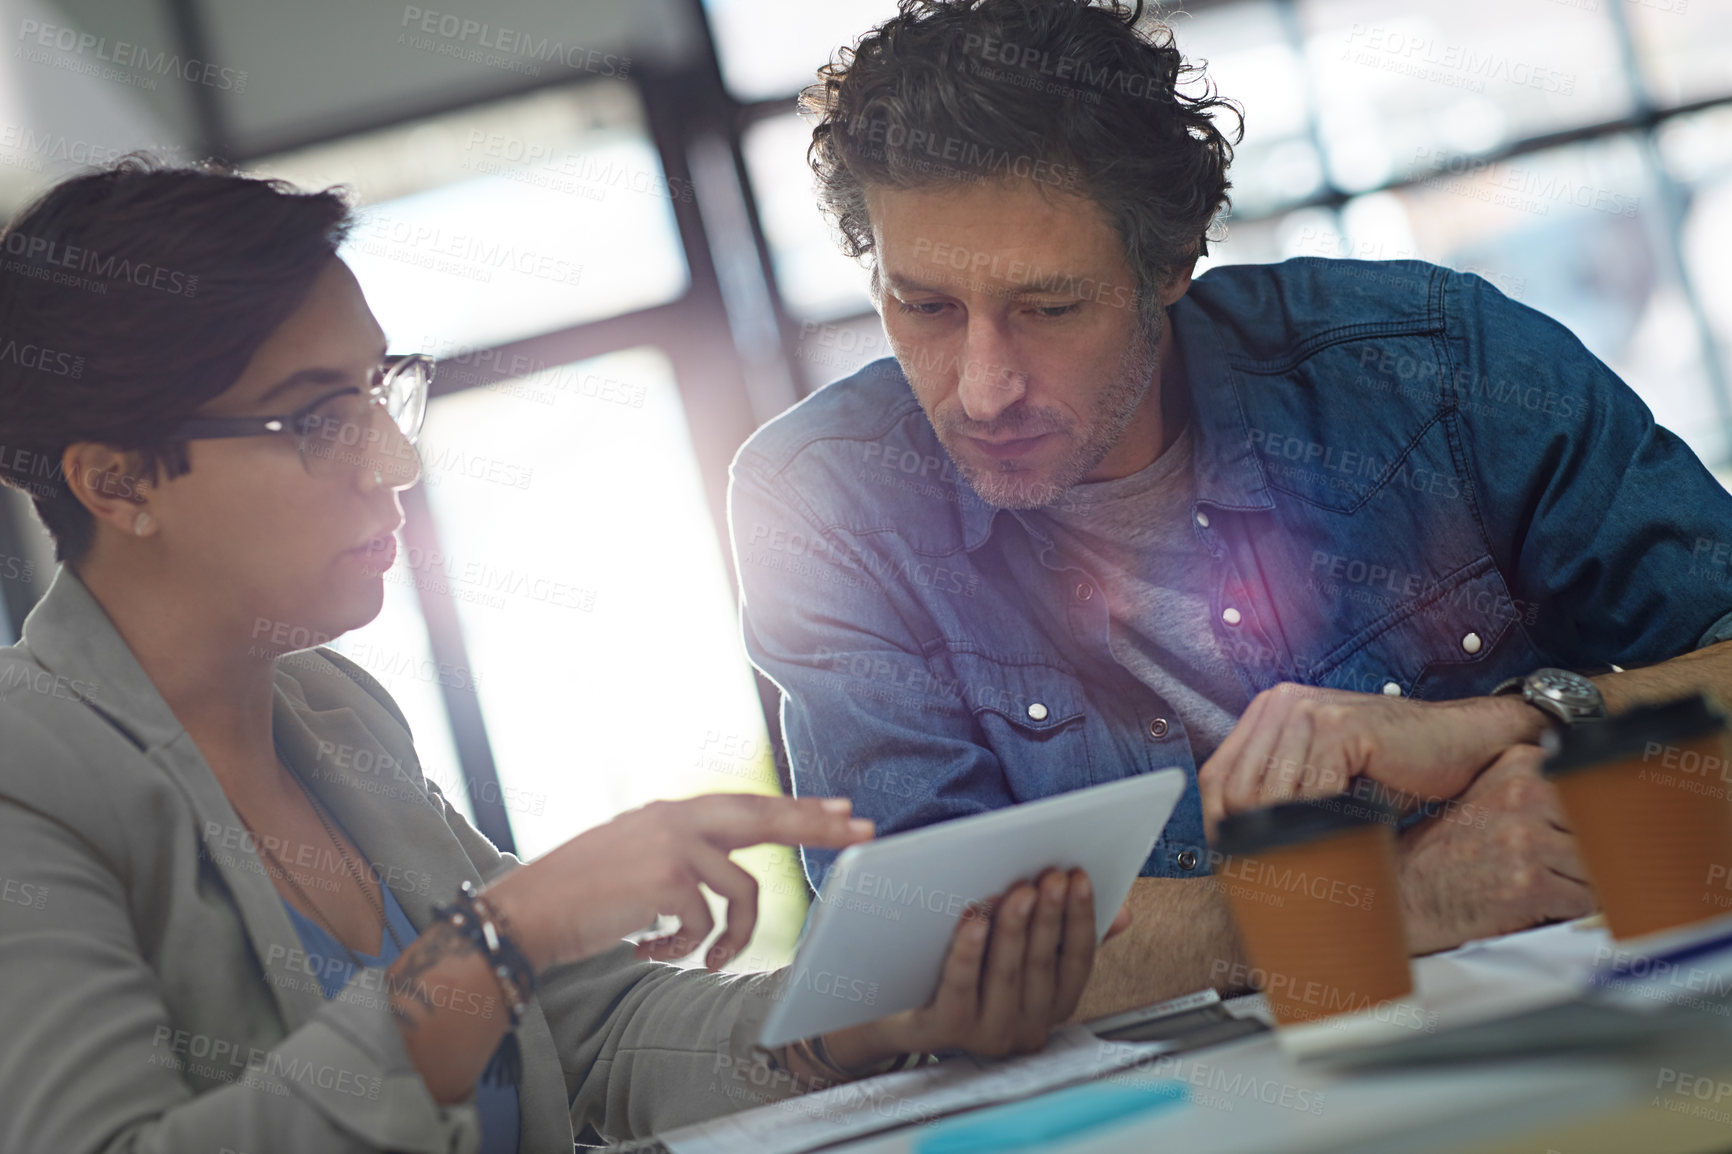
[928,314,1164,510]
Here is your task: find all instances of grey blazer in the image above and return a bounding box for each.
[0,567,799,1153]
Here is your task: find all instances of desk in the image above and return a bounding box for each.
[974,1031,1732,1154]
[693,922,1732,1154]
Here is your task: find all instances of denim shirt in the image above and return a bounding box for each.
[728,258,1732,888]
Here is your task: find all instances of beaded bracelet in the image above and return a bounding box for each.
[432,880,537,1027]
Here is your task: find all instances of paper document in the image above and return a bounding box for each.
[659,1027,1183,1154]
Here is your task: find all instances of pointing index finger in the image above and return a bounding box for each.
[685,793,875,852]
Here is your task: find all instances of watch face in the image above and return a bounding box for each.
[1529,669,1603,714]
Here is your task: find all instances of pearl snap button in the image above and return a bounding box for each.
[1148,718,1169,739]
[1221,607,1242,626]
[1176,849,1200,871]
[1027,702,1049,721]
[1076,583,1093,600]
[1382,681,1402,696]
[1461,632,1482,654]
[1195,510,1210,528]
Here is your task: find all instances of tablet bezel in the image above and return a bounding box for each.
[759,768,1189,1047]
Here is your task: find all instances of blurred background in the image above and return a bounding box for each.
[0,0,1727,968]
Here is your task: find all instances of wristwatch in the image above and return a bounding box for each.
[1490,668,1607,728]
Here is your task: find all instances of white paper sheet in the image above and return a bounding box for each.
[659,1027,1179,1154]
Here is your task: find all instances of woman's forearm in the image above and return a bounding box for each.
[384,921,513,1104]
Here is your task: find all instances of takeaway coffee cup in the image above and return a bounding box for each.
[1213,795,1416,1053]
[1545,693,1732,942]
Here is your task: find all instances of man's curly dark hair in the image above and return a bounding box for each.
[803,0,1241,329]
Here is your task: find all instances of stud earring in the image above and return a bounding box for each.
[133,511,153,536]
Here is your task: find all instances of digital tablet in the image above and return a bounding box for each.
[759,768,1188,1047]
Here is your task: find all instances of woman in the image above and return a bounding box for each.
[0,158,1124,1153]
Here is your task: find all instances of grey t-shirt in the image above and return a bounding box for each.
[1034,422,1251,762]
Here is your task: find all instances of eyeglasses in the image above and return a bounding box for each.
[173,354,433,479]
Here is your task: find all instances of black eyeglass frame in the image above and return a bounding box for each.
[170,353,433,447]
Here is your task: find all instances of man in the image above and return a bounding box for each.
[728,0,1732,1020]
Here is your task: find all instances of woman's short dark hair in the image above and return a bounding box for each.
[0,155,353,561]
[804,0,1240,328]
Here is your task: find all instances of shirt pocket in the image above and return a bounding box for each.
[944,650,1097,802]
[1240,343,1461,517]
[1304,554,1522,698]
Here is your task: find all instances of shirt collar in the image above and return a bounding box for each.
[1172,290,1276,513]
[956,292,1272,550]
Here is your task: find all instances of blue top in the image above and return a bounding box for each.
[281,887,522,1154]
[729,257,1732,888]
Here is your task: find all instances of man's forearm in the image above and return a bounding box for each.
[1070,876,1246,1022]
[1592,638,1732,715]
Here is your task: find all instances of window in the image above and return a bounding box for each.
[704,0,901,102]
[336,347,808,965]
[258,82,689,351]
[1301,0,1633,192]
[1171,0,1323,216]
[1626,0,1732,107]
[1660,104,1732,454]
[743,111,874,323]
[1192,0,1730,467]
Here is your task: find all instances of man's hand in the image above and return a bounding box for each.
[1396,743,1594,953]
[822,869,1133,1068]
[1198,683,1551,830]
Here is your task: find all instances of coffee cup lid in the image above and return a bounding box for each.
[1213,794,1400,857]
[1544,693,1725,779]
